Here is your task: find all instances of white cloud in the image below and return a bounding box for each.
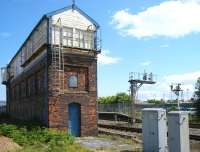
[160,44,169,48]
[0,32,11,38]
[98,50,121,65]
[140,61,152,66]
[111,0,200,38]
[164,71,200,83]
[137,71,200,101]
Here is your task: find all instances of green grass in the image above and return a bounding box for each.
[16,143,90,152]
[0,122,90,152]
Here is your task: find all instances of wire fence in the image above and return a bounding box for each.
[98,102,133,116]
[98,102,194,117]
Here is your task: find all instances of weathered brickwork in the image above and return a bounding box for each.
[6,47,98,137]
[7,65,47,123]
[48,48,98,136]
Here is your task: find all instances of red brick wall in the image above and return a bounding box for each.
[6,48,98,137]
[65,66,89,92]
[7,66,47,123]
[48,50,98,136]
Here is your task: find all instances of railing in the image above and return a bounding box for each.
[52,26,101,51]
[129,72,157,82]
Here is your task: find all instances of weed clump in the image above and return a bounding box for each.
[0,123,88,152]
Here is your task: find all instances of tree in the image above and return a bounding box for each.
[115,93,132,103]
[97,92,131,104]
[146,99,164,105]
[194,78,200,120]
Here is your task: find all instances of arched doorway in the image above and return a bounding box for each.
[68,103,81,137]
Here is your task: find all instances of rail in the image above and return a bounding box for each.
[98,123,200,141]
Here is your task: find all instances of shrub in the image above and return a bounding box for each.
[0,123,81,152]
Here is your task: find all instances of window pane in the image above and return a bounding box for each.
[62,27,73,47]
[69,75,78,88]
[52,26,60,45]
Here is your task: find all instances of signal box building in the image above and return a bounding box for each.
[1,4,101,137]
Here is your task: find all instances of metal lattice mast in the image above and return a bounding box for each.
[170,83,183,110]
[129,71,156,125]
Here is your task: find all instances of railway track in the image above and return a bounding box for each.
[190,123,200,129]
[98,112,200,129]
[98,123,200,141]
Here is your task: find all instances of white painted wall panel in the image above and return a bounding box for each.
[51,9,96,50]
[51,9,96,31]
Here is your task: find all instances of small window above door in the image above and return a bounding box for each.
[69,75,78,88]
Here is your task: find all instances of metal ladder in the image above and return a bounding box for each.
[51,20,65,96]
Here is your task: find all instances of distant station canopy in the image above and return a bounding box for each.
[129,71,156,84]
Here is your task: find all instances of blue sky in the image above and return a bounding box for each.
[0,0,200,101]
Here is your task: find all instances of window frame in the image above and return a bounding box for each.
[75,29,95,50]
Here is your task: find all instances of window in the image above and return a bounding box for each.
[62,27,73,47]
[30,76,36,96]
[74,29,94,49]
[52,26,61,45]
[36,70,44,94]
[15,85,19,100]
[69,75,78,88]
[11,87,15,101]
[21,47,26,64]
[27,78,32,97]
[84,32,94,49]
[13,86,17,101]
[21,81,26,98]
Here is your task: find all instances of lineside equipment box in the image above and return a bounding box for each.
[168,111,190,152]
[142,108,168,152]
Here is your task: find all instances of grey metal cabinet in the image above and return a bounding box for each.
[142,108,168,152]
[168,111,190,152]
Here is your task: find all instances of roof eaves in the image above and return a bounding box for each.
[74,6,100,29]
[45,6,72,17]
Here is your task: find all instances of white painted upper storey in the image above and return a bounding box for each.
[4,5,99,80]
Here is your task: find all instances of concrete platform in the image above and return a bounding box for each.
[75,136,142,152]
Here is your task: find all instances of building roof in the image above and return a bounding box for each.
[7,4,99,67]
[46,5,100,28]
